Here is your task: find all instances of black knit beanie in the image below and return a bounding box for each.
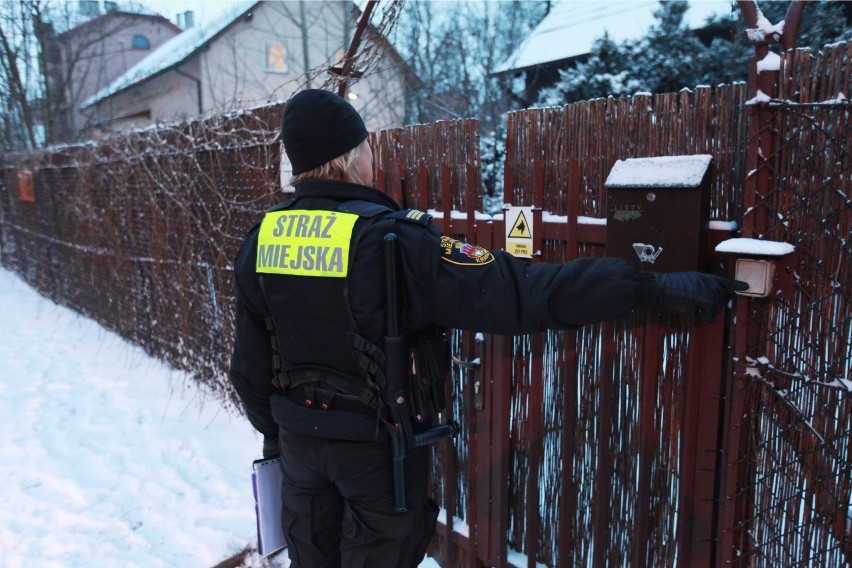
[281,89,369,175]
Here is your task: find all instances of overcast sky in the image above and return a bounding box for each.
[137,0,736,31]
[138,0,369,26]
[137,0,230,25]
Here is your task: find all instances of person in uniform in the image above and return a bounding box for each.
[229,89,747,568]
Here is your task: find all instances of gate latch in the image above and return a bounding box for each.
[453,333,485,410]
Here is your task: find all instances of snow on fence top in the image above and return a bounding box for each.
[604,154,712,189]
[715,237,795,256]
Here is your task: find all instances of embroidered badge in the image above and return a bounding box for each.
[439,236,495,266]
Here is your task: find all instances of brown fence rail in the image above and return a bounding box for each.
[1,42,850,568]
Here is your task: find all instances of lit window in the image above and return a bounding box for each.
[265,42,288,73]
[131,34,150,50]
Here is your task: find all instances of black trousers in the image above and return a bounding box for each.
[277,428,439,568]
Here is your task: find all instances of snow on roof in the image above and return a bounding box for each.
[605,154,712,188]
[58,8,176,38]
[495,0,732,74]
[81,0,259,109]
[715,238,795,256]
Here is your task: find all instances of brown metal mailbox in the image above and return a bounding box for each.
[605,155,712,273]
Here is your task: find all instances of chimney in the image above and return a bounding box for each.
[78,0,99,18]
[183,11,194,29]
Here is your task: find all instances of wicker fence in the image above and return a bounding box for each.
[490,83,751,567]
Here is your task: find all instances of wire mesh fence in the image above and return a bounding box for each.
[729,98,852,567]
[0,104,285,408]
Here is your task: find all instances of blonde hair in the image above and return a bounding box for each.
[290,141,367,186]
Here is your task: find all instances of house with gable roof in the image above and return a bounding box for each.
[42,5,182,143]
[493,0,732,106]
[80,0,413,137]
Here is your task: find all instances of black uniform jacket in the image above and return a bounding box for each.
[230,179,657,439]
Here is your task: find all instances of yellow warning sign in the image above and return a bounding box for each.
[507,242,533,257]
[508,210,532,239]
[504,206,534,258]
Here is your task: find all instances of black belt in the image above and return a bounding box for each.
[271,394,387,442]
[285,387,376,416]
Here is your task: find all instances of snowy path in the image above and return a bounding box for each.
[0,267,439,567]
[0,267,263,567]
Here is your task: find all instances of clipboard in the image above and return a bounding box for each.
[251,457,287,557]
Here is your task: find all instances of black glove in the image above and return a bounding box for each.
[652,271,749,323]
[262,436,280,459]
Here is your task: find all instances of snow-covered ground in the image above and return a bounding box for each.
[0,267,439,568]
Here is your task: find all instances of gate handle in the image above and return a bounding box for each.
[452,333,485,410]
[452,355,480,369]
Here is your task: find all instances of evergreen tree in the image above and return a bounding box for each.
[635,0,708,93]
[537,33,640,106]
[534,0,852,108]
[699,0,851,87]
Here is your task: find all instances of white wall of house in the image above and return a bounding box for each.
[85,1,409,137]
[89,58,201,131]
[345,31,409,132]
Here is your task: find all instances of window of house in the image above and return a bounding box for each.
[132,34,150,50]
[265,42,288,73]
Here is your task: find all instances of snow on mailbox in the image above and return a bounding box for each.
[605,155,712,273]
[714,238,795,298]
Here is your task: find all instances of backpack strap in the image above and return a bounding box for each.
[338,199,394,218]
[335,201,433,342]
[336,200,406,397]
[339,199,433,227]
[266,198,297,213]
[337,199,394,351]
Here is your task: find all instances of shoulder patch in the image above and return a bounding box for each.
[389,209,433,226]
[439,236,495,266]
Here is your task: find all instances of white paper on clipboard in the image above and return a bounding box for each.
[252,457,287,557]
